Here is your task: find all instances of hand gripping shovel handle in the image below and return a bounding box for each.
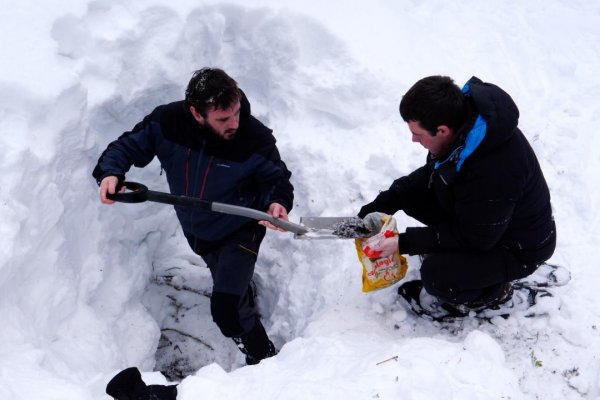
[106,181,309,235]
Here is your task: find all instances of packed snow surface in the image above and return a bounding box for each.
[0,1,599,399]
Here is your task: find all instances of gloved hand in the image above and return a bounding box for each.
[361,212,387,236]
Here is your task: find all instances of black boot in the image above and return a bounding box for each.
[232,320,277,365]
[106,367,177,400]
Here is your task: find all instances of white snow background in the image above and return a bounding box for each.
[1,0,599,399]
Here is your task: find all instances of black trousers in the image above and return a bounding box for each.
[419,248,538,304]
[186,223,266,337]
[403,197,541,305]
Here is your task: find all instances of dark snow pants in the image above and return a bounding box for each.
[419,248,539,305]
[402,202,552,305]
[186,223,266,337]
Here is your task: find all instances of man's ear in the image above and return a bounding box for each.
[190,106,205,124]
[436,125,452,137]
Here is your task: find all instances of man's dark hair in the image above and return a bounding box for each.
[185,68,240,117]
[399,76,468,135]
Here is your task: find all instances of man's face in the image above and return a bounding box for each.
[191,101,241,140]
[407,120,454,158]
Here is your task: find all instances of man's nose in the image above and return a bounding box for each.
[230,116,239,130]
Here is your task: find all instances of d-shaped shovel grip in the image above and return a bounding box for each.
[106,181,150,203]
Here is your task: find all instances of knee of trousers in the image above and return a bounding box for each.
[420,255,458,293]
[420,256,440,283]
[210,292,244,338]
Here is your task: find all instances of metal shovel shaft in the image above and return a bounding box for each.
[210,202,309,235]
[107,181,309,235]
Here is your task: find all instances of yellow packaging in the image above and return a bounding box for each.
[354,215,408,292]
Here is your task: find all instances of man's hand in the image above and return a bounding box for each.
[99,176,123,204]
[364,236,399,258]
[259,202,289,232]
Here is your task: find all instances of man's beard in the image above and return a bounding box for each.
[203,121,237,141]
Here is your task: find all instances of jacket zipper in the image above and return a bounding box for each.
[199,156,214,199]
[185,148,192,195]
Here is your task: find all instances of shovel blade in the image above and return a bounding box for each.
[294,216,372,239]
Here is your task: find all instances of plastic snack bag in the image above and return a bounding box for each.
[354,214,408,292]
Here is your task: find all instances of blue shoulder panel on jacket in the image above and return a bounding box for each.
[433,81,488,172]
[457,115,487,171]
[462,82,471,94]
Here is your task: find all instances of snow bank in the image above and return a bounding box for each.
[1,1,600,399]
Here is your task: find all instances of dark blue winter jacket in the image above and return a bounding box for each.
[93,93,294,242]
[359,77,555,266]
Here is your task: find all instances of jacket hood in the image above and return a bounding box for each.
[464,76,520,152]
[437,77,520,172]
[468,76,519,134]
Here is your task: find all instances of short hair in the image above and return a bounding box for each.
[399,76,468,135]
[185,68,240,117]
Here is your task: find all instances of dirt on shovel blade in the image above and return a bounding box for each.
[331,217,372,238]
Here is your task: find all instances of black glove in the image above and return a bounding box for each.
[362,212,387,235]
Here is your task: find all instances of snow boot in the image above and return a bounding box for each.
[232,320,278,365]
[516,262,571,288]
[476,283,554,320]
[106,367,177,400]
[398,279,553,322]
[397,280,470,322]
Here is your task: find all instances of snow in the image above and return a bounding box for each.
[0,0,599,399]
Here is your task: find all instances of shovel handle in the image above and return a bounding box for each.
[107,181,308,234]
[210,202,308,234]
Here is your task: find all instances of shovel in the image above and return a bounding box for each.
[106,182,371,239]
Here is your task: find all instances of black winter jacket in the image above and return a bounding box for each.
[93,92,294,242]
[359,77,555,265]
